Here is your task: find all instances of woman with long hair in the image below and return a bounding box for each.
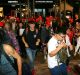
[0,28,22,75]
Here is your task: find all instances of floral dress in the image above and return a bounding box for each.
[7,30,20,52]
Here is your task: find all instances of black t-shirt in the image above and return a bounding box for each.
[23,29,40,50]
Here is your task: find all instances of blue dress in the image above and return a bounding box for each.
[0,54,17,75]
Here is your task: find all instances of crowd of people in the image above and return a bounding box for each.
[0,13,80,75]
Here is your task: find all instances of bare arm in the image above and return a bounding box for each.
[22,36,29,48]
[36,39,40,45]
[49,42,66,57]
[3,44,22,75]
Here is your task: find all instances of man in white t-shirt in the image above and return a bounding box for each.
[47,32,67,75]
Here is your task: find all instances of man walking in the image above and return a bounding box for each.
[22,20,40,75]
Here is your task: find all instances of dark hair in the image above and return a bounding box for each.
[28,20,35,24]
[0,29,6,44]
[55,27,67,35]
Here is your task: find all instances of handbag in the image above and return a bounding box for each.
[57,47,68,63]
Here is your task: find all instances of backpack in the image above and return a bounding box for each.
[57,47,68,63]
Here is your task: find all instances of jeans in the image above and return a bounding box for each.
[26,48,37,69]
[50,63,67,75]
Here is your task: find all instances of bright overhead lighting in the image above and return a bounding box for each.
[8,1,18,3]
[35,1,53,3]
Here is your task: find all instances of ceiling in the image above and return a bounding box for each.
[0,0,80,3]
[0,0,80,8]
